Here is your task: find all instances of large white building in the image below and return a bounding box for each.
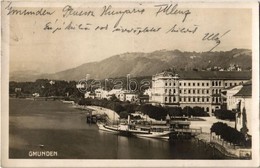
[150,71,251,116]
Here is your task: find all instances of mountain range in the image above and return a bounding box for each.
[10,48,252,82]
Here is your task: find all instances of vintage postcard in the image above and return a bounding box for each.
[1,0,259,167]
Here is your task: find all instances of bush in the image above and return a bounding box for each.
[215,109,235,121]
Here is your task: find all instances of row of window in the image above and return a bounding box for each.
[165,89,177,94]
[181,89,209,94]
[212,89,221,94]
[164,96,211,103]
[180,97,210,103]
[212,97,221,103]
[165,82,177,86]
[164,96,176,103]
[224,82,243,87]
[164,81,245,88]
[212,81,222,86]
[164,89,222,95]
[180,82,209,87]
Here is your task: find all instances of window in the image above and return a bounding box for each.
[180,83,182,86]
[206,90,209,94]
[188,83,191,86]
[193,83,195,86]
[165,89,167,93]
[207,83,209,86]
[184,83,186,86]
[180,90,182,94]
[188,90,191,94]
[202,98,204,102]
[173,97,176,102]
[169,82,172,86]
[212,81,214,86]
[165,82,167,86]
[173,89,176,94]
[202,83,204,86]
[169,97,171,102]
[169,89,171,94]
[215,81,218,86]
[173,83,176,86]
[225,83,227,86]
[197,83,200,86]
[193,90,195,94]
[198,98,200,102]
[197,90,200,94]
[219,81,221,86]
[165,97,167,102]
[212,89,215,94]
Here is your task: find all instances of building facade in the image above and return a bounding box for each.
[150,71,251,116]
[233,83,252,135]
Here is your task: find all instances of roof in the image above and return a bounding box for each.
[176,71,251,80]
[234,84,252,97]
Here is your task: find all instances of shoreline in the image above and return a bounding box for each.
[195,133,251,159]
[73,103,251,159]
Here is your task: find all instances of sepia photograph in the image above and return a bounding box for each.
[1,0,259,167]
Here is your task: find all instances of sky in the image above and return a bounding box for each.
[7,2,252,73]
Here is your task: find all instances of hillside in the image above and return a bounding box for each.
[10,48,252,82]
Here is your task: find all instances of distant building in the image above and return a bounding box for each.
[84,88,139,102]
[150,71,251,116]
[84,91,95,99]
[32,93,40,97]
[49,80,55,85]
[144,88,152,97]
[95,88,109,99]
[139,95,149,103]
[76,83,86,89]
[124,92,139,102]
[15,88,22,92]
[227,64,242,71]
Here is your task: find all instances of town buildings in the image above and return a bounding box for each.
[150,71,251,116]
[84,88,139,102]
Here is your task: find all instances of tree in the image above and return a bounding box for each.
[110,94,120,102]
[182,106,193,117]
[119,111,128,119]
[215,109,235,121]
[167,107,182,116]
[211,122,247,146]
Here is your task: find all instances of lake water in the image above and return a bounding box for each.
[9,99,229,159]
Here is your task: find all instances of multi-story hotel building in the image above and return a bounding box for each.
[150,71,251,115]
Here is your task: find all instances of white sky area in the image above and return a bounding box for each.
[8,2,252,73]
